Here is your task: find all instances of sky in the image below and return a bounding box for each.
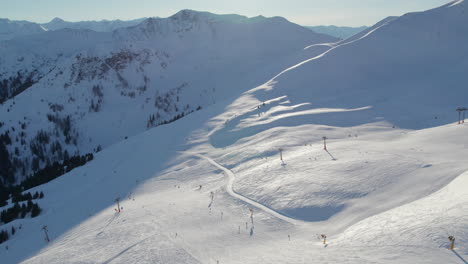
[0,0,449,26]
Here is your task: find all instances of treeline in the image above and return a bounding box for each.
[1,219,26,245]
[0,153,93,207]
[147,105,202,128]
[0,200,41,225]
[0,183,9,207]
[0,229,9,244]
[0,131,14,187]
[20,153,93,191]
[0,222,21,245]
[0,71,37,104]
[12,191,44,203]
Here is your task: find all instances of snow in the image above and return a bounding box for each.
[0,10,337,181]
[0,19,46,41]
[41,17,147,33]
[5,103,466,264]
[1,1,468,263]
[306,25,368,40]
[188,153,302,225]
[448,0,465,7]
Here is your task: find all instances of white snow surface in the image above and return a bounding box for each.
[0,19,46,41]
[0,10,338,181]
[0,18,146,42]
[1,1,468,263]
[306,25,368,40]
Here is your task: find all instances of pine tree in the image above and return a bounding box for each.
[0,229,9,244]
[20,204,27,218]
[26,199,33,211]
[25,192,32,201]
[31,204,41,218]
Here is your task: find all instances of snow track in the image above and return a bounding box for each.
[185,152,303,226]
[268,18,392,83]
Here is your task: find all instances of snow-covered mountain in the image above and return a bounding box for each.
[307,25,367,40]
[0,10,338,185]
[0,17,147,42]
[0,19,47,41]
[2,1,468,263]
[41,17,147,32]
[274,1,468,130]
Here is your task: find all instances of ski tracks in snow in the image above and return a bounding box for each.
[183,152,304,226]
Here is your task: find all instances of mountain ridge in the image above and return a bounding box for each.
[0,10,338,187]
[306,25,367,40]
[1,2,468,263]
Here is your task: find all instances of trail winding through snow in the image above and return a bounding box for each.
[184,152,303,226]
[265,19,393,83]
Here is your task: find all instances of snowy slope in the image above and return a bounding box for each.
[307,25,368,40]
[1,1,468,263]
[264,1,468,130]
[3,96,467,264]
[0,10,338,183]
[0,19,46,41]
[337,16,398,44]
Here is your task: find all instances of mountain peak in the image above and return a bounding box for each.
[170,9,216,21]
[169,9,250,24]
[171,9,201,18]
[49,17,65,23]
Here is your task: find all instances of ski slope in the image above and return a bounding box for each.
[187,152,303,225]
[1,1,468,263]
[8,100,467,264]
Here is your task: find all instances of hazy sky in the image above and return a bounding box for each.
[1,0,449,26]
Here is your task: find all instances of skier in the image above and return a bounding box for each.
[449,236,455,250]
[321,234,327,244]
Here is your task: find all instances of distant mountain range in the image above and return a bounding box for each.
[41,17,148,32]
[306,25,368,40]
[0,16,366,42]
[0,10,338,185]
[0,19,47,41]
[0,17,147,41]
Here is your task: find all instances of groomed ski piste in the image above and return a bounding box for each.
[2,1,468,263]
